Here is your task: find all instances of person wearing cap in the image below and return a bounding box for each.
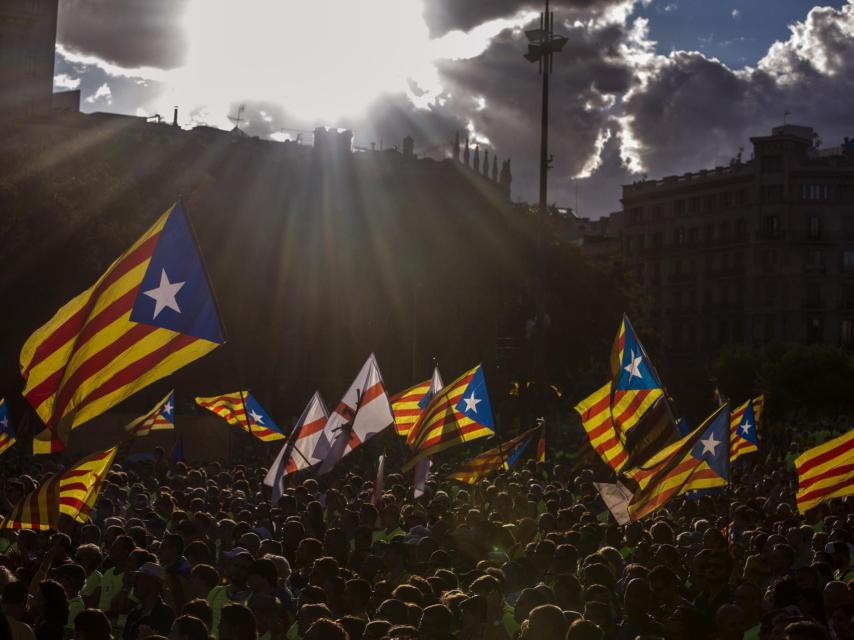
[50,564,87,632]
[123,563,174,640]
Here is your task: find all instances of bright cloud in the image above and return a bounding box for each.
[85,82,113,104]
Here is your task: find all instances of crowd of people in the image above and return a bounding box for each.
[0,435,852,640]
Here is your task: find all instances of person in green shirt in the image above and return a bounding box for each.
[74,544,104,609]
[99,535,136,633]
[207,550,252,639]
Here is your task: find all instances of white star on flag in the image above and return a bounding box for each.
[463,392,481,413]
[249,409,264,424]
[624,349,643,380]
[143,269,185,319]
[0,417,7,429]
[740,421,752,435]
[700,434,721,456]
[163,401,173,415]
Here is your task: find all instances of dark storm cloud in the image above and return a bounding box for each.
[58,0,190,69]
[621,2,854,177]
[422,0,632,37]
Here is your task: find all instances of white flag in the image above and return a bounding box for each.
[593,481,634,526]
[315,354,394,474]
[264,392,328,504]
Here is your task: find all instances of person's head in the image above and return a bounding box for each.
[715,604,745,640]
[74,544,104,576]
[33,579,68,626]
[2,581,30,620]
[783,620,830,640]
[823,581,850,614]
[182,599,213,630]
[566,619,604,640]
[514,588,547,625]
[190,564,220,599]
[248,594,280,635]
[135,563,165,601]
[169,615,209,640]
[219,603,256,640]
[623,577,653,619]
[418,604,455,640]
[73,609,113,640]
[297,604,333,637]
[521,604,566,640]
[469,575,503,619]
[109,535,135,568]
[375,599,409,626]
[458,595,488,638]
[160,534,185,567]
[52,564,87,599]
[304,618,349,640]
[246,559,278,594]
[363,620,391,640]
[343,579,371,615]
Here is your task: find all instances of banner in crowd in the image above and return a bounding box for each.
[795,428,854,514]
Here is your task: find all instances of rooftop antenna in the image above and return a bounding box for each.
[228,104,246,130]
[783,110,791,125]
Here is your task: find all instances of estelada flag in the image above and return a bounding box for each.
[795,429,854,514]
[196,391,285,442]
[21,201,225,450]
[390,367,444,438]
[125,390,175,437]
[2,446,117,530]
[0,399,15,456]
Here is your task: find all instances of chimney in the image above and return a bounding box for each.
[172,106,178,126]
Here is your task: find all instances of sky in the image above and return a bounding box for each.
[53,0,854,217]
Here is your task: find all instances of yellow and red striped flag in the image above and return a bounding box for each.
[575,382,629,472]
[609,316,664,434]
[731,396,764,431]
[536,431,546,463]
[390,367,443,438]
[125,391,175,437]
[402,364,494,471]
[196,391,285,442]
[448,426,540,484]
[0,399,15,456]
[20,201,225,450]
[2,446,117,530]
[795,429,854,514]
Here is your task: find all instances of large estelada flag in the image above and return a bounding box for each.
[624,403,730,520]
[316,354,394,475]
[575,382,629,472]
[124,390,175,437]
[795,429,854,514]
[609,315,664,434]
[0,399,15,456]
[402,364,495,472]
[22,201,225,452]
[2,446,117,530]
[447,425,539,484]
[264,391,329,503]
[390,367,444,438]
[196,391,285,442]
[730,397,759,462]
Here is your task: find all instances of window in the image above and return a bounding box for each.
[807,317,823,344]
[806,283,822,307]
[844,250,854,271]
[628,207,644,224]
[720,221,731,239]
[735,189,749,205]
[736,218,746,237]
[674,200,686,216]
[808,214,822,239]
[720,191,733,208]
[652,263,661,284]
[802,184,831,201]
[762,215,780,237]
[652,231,663,248]
[652,204,665,220]
[688,227,698,244]
[688,197,700,214]
[674,227,686,246]
[844,217,854,240]
[704,194,718,210]
[762,185,784,203]
[704,224,714,244]
[842,319,854,348]
[761,155,783,173]
[806,250,823,270]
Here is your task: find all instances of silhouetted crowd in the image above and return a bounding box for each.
[0,437,852,640]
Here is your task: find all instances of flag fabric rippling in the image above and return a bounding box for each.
[196,391,285,442]
[795,429,854,514]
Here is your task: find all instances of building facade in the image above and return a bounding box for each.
[616,125,854,362]
[0,0,58,116]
